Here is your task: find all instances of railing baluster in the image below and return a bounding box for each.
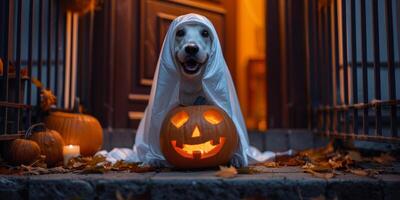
[333,0,341,134]
[341,0,349,133]
[360,0,368,135]
[37,0,43,105]
[15,0,23,132]
[371,0,382,136]
[350,0,358,134]
[1,0,12,134]
[26,0,34,128]
[398,0,400,77]
[47,0,52,89]
[317,3,324,131]
[324,5,333,132]
[384,0,397,137]
[60,13,68,108]
[55,0,60,104]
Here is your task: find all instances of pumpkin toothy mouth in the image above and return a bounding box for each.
[171,137,226,159]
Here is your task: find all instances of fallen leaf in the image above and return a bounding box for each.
[349,169,368,176]
[304,169,334,179]
[373,153,395,165]
[216,166,237,178]
[237,167,259,174]
[276,156,304,166]
[263,161,279,168]
[81,165,109,174]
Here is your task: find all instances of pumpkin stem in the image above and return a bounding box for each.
[25,123,47,139]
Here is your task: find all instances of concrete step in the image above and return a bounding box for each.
[1,168,399,200]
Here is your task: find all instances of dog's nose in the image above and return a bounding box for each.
[185,44,199,55]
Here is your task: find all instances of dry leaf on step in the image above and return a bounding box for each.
[373,153,395,165]
[349,169,368,176]
[263,161,279,168]
[216,166,237,178]
[304,169,334,179]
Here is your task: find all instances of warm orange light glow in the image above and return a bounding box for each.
[191,126,201,138]
[203,110,223,125]
[170,111,189,128]
[171,137,226,159]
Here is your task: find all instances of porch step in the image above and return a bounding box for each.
[1,167,399,200]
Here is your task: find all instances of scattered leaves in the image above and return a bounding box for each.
[112,160,154,173]
[65,155,154,174]
[250,140,397,179]
[216,166,237,178]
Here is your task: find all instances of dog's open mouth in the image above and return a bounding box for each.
[181,59,201,74]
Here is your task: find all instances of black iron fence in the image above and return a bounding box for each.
[0,0,68,139]
[306,0,400,142]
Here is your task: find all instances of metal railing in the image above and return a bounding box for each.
[306,0,400,142]
[0,0,67,139]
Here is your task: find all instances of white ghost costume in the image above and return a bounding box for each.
[97,14,292,167]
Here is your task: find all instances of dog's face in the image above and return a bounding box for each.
[174,23,212,77]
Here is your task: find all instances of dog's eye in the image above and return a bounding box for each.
[176,29,185,37]
[201,30,209,38]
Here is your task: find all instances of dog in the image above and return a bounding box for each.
[173,23,212,106]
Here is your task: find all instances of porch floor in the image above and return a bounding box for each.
[1,166,400,200]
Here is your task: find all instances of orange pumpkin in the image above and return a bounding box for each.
[160,105,238,168]
[9,139,41,165]
[30,126,65,167]
[45,111,103,156]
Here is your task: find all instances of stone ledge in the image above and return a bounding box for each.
[0,167,399,200]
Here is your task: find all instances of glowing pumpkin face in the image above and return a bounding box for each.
[160,105,238,168]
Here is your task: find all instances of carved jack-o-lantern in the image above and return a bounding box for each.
[160,105,238,168]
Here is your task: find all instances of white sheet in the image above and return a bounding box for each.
[100,14,292,167]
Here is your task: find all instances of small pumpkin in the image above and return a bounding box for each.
[8,139,41,166]
[45,111,103,156]
[28,123,65,166]
[160,105,239,169]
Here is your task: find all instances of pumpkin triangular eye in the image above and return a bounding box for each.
[203,109,223,125]
[170,111,189,128]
